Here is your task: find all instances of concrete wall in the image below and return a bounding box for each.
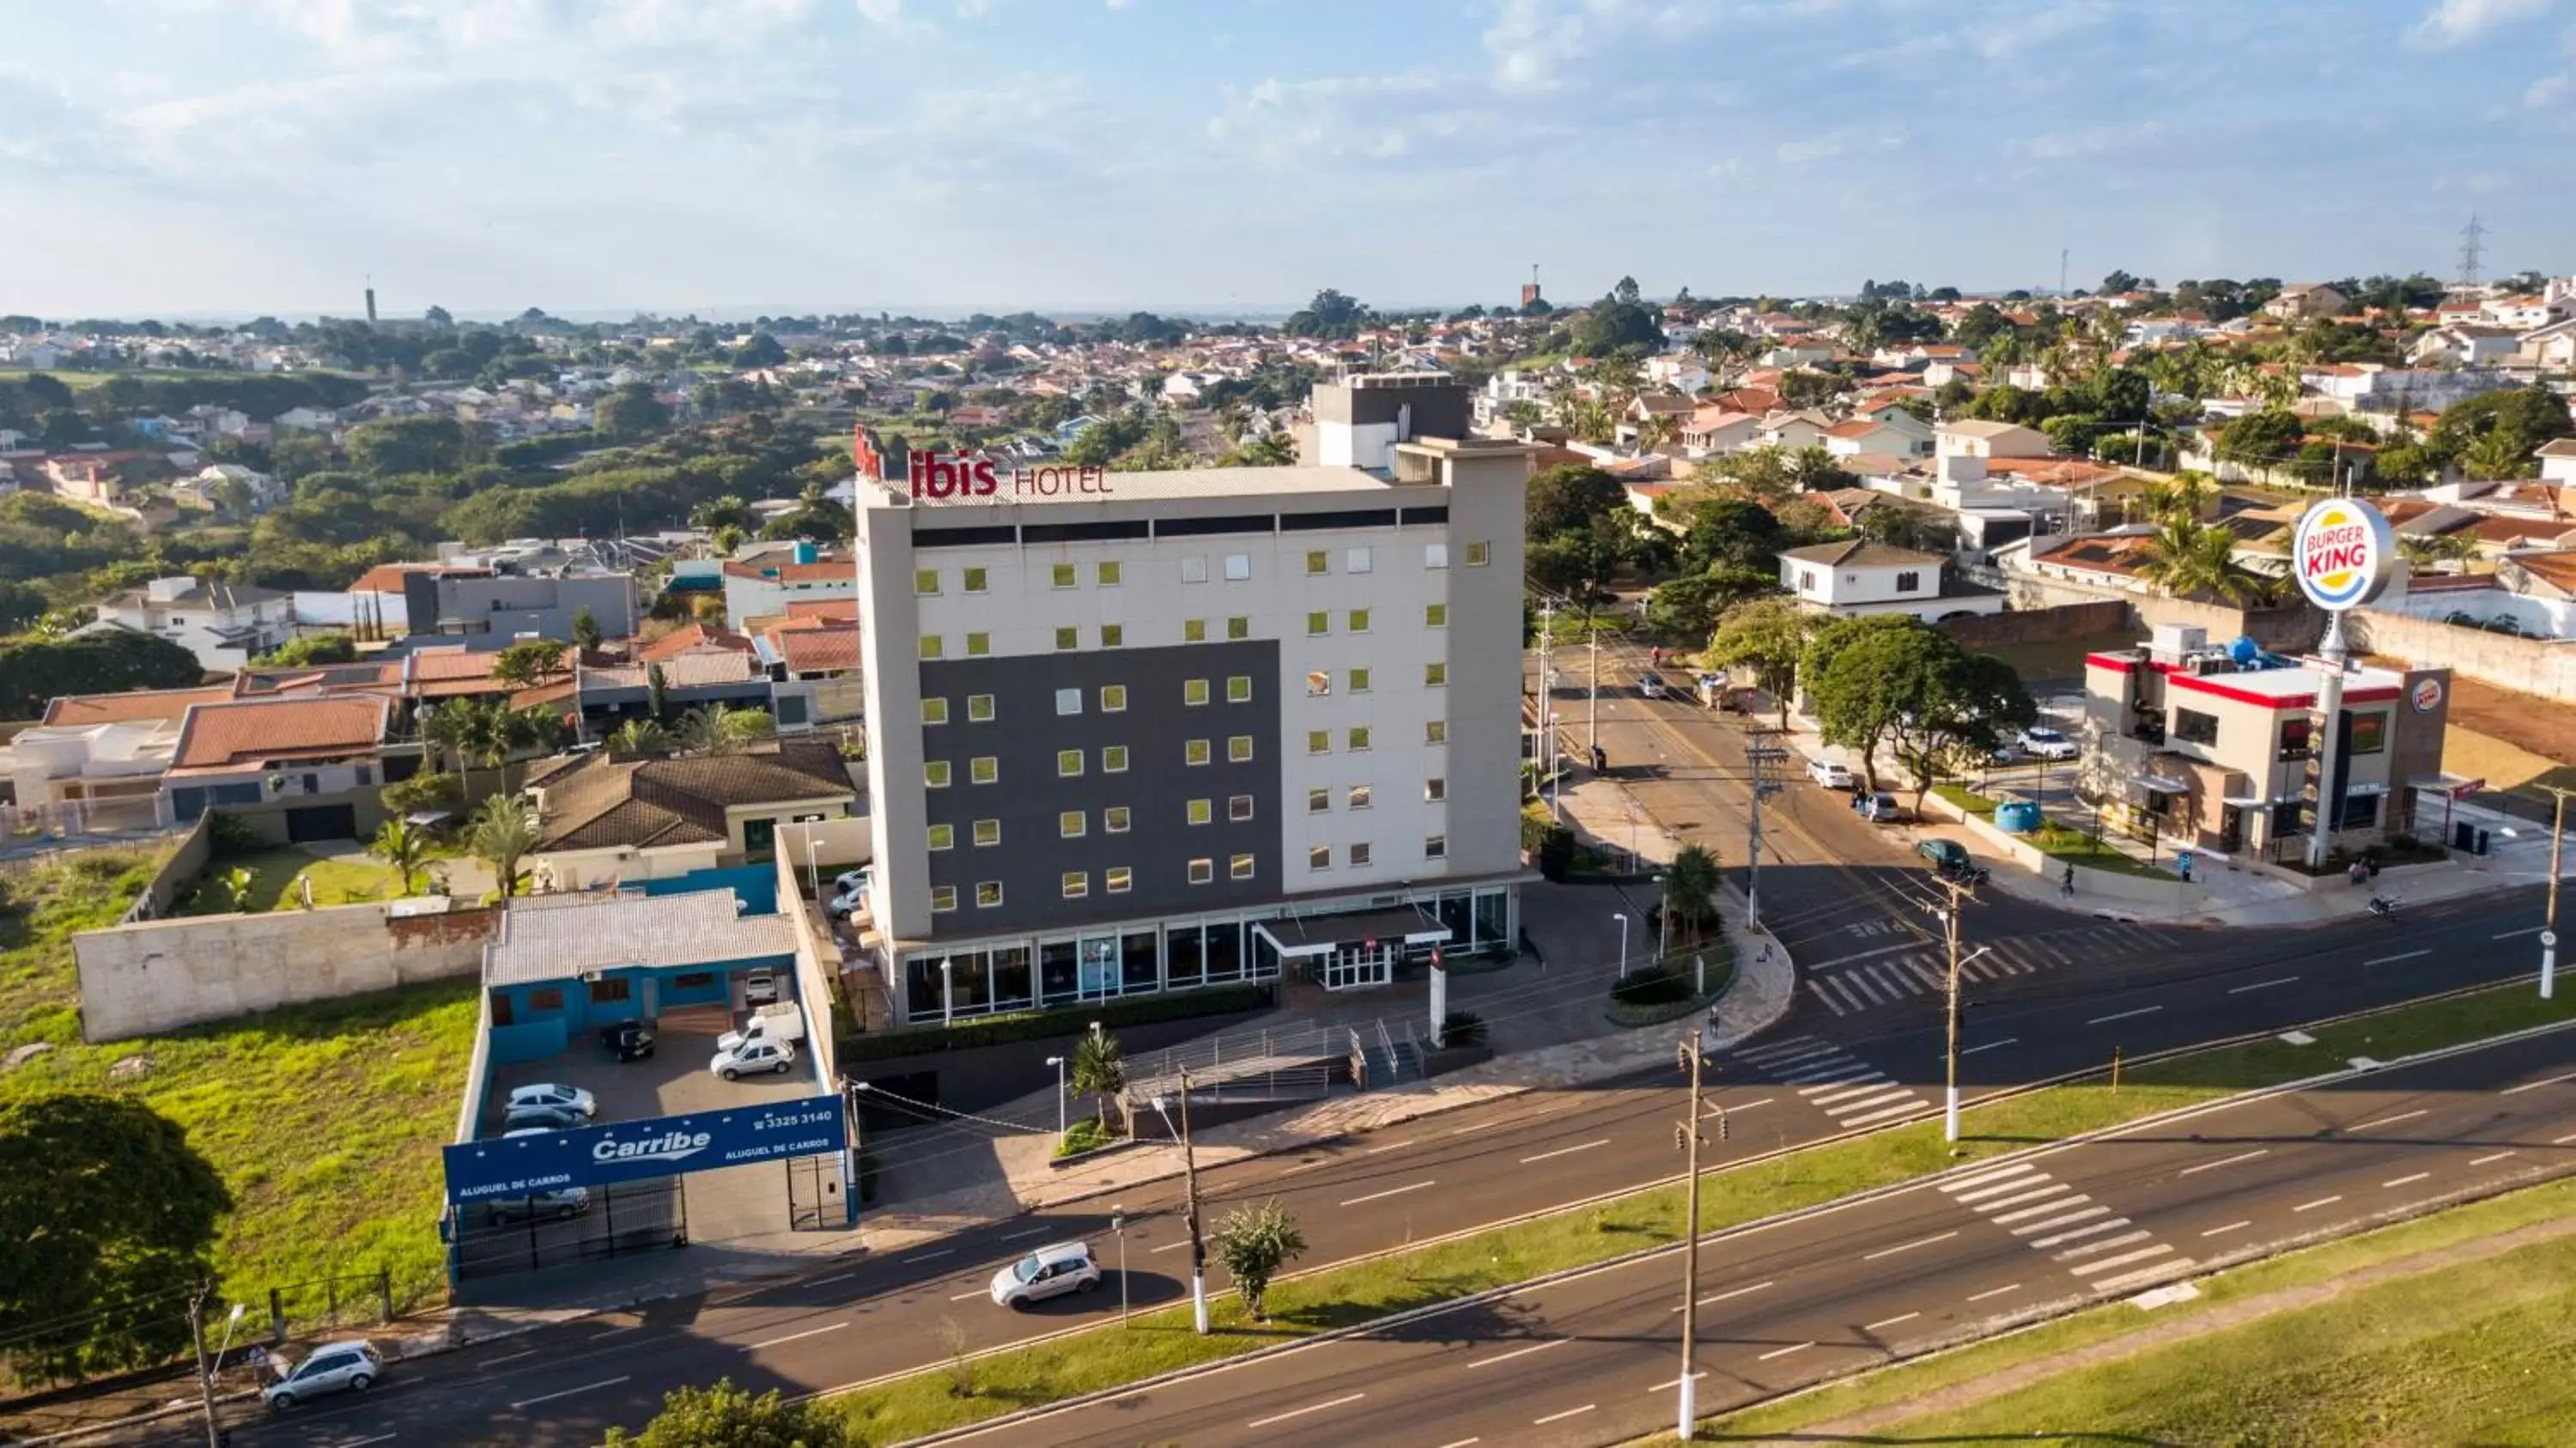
[2002,569,2326,652]
[1938,600,2129,650]
[779,816,872,872]
[125,814,214,922]
[75,901,501,1042]
[2349,609,2576,704]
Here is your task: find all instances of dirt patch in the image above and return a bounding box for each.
[2439,676,2576,794]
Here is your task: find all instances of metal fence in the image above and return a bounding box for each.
[449,1177,687,1282]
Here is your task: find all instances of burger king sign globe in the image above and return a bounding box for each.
[2290,498,2396,613]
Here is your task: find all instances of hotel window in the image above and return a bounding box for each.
[1062,871,1089,899]
[921,697,950,725]
[1350,842,1373,867]
[1186,678,1211,706]
[970,756,999,784]
[1230,853,1255,880]
[968,693,995,722]
[1307,670,1332,697]
[1350,785,1372,809]
[914,568,939,595]
[1103,745,1130,773]
[927,823,955,851]
[1185,618,1208,642]
[1349,666,1371,693]
[966,631,991,656]
[1188,798,1213,825]
[1227,616,1250,640]
[1182,555,1209,583]
[919,635,945,660]
[1309,845,1332,871]
[1101,624,1125,648]
[1347,546,1372,574]
[1349,725,1372,751]
[1425,543,1449,569]
[1188,858,1214,885]
[963,566,988,593]
[1425,834,1448,860]
[1054,625,1078,651]
[2349,713,2388,755]
[1227,675,1252,703]
[1224,553,1251,581]
[1101,684,1127,712]
[1465,540,1491,567]
[1106,867,1133,894]
[2172,708,2220,745]
[931,885,958,913]
[1306,611,1328,636]
[1308,788,1332,813]
[1105,806,1132,833]
[1425,720,1447,745]
[1098,560,1122,587]
[1229,794,1255,821]
[1425,661,1447,687]
[1425,603,1448,627]
[1307,730,1331,755]
[1056,687,1082,715]
[1228,735,1253,762]
[1186,739,1212,765]
[1425,776,1446,802]
[975,880,1003,908]
[926,760,952,788]
[973,818,1000,846]
[1306,550,1329,575]
[1348,608,1370,632]
[1057,749,1084,777]
[1051,563,1078,589]
[1060,810,1088,838]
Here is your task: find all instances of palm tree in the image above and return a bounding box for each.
[368,818,430,897]
[676,703,732,757]
[1210,1199,1307,1323]
[2137,520,2263,605]
[1068,1030,1127,1132]
[456,698,513,803]
[2138,470,2215,525]
[1638,410,1680,456]
[466,795,540,900]
[609,718,672,757]
[2400,532,2478,570]
[418,701,475,788]
[1662,844,1722,951]
[2464,428,2530,482]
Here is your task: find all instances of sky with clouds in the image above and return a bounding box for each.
[5,0,2574,319]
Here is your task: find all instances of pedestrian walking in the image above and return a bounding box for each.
[2347,859,2368,887]
[2060,862,2075,897]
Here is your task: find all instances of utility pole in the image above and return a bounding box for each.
[2541,785,2572,1000]
[1744,730,1789,933]
[1916,874,1980,1146]
[186,1283,224,1448]
[1534,599,1558,820]
[1176,1070,1209,1334]
[1673,1037,1722,1442]
[1587,624,1601,764]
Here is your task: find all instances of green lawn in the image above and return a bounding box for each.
[0,851,475,1311]
[826,975,2576,1440]
[177,847,411,914]
[1933,784,2177,880]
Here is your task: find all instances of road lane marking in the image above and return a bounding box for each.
[2555,1131,2576,1145]
[1823,1089,1917,1114]
[2350,1109,2428,1131]
[1680,1281,1776,1311]
[2503,1071,2576,1096]
[2088,1006,2161,1025]
[1990,1192,2089,1224]
[1339,1180,1436,1208]
[1758,1342,1814,1361]
[2472,1151,2520,1165]
[1716,1097,1775,1113]
[2227,976,2298,995]
[810,1272,856,1287]
[2202,1220,2251,1238]
[1433,1439,1482,1448]
[2496,927,2543,939]
[2383,1172,2432,1188]
[2366,949,2430,965]
[2294,1196,2344,1212]
[511,1376,631,1409]
[2056,1230,2153,1260]
[1532,1404,1597,1426]
[1865,1231,1959,1261]
[749,1322,848,1350]
[2070,1245,2175,1276]
[1811,1080,1902,1105]
[482,1349,538,1366]
[902,1249,955,1264]
[1967,1282,2021,1302]
[2180,1148,2269,1177]
[2030,1218,2131,1250]
[1963,1037,2020,1056]
[1520,1139,1613,1165]
[1151,1240,1190,1253]
[1363,1139,1418,1154]
[1647,1372,1710,1392]
[338,1437,396,1447]
[1471,1338,1574,1369]
[1948,1171,2051,1202]
[949,1289,987,1301]
[1864,1312,1919,1331]
[1245,1392,1366,1430]
[1001,1226,1049,1241]
[1944,1162,2038,1192]
[1788,1065,1882,1088]
[2009,1206,2111,1235]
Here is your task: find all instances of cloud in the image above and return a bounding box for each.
[2406,0,2552,49]
[1775,137,1844,166]
[1971,0,2108,58]
[2009,118,2168,160]
[2529,71,2573,103]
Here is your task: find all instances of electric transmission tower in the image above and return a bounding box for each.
[2458,214,2488,289]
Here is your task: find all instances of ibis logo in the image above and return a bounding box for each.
[590,1130,713,1166]
[2291,498,2394,612]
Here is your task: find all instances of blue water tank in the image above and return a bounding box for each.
[1995,800,2043,834]
[793,540,818,565]
[2227,636,2261,666]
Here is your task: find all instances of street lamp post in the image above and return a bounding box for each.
[1045,1054,1066,1138]
[1613,910,1631,978]
[2541,786,2571,1000]
[805,833,821,903]
[1110,1206,1131,1325]
[1654,874,1669,968]
[940,957,954,1027]
[1148,1073,1209,1334]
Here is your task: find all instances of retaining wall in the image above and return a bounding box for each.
[2349,608,2576,705]
[1938,600,2128,650]
[75,901,501,1042]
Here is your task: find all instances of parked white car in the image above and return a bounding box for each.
[2015,727,2080,761]
[263,1340,383,1409]
[1806,757,1854,789]
[718,1003,808,1054]
[709,1037,798,1080]
[504,1083,595,1121]
[989,1240,1104,1308]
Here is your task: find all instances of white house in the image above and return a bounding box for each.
[1776,539,2002,622]
[1937,418,2053,459]
[84,576,291,671]
[272,406,336,432]
[1821,411,1933,459]
[1756,409,1833,451]
[1680,407,1761,455]
[1759,339,1834,368]
[2520,318,2576,373]
[2539,438,2576,486]
[2408,325,2521,368]
[1644,355,1710,393]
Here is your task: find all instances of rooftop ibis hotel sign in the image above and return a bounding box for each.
[856,428,1112,503]
[2291,497,2396,612]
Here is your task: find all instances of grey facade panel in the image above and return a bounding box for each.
[1311,379,1472,438]
[918,640,1281,937]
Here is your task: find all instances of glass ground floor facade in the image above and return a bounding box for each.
[893,880,1518,1025]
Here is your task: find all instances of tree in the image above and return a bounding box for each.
[2137,520,2265,605]
[609,718,672,756]
[347,415,471,478]
[1569,296,1663,356]
[601,1378,855,1448]
[0,578,46,634]
[690,495,755,533]
[596,383,672,443]
[1284,289,1370,339]
[254,633,357,667]
[2431,387,2573,474]
[1675,496,1785,572]
[1706,598,1814,729]
[466,795,540,899]
[1525,464,1626,539]
[1068,1030,1126,1132]
[2215,409,2305,470]
[1807,618,2032,804]
[1209,1199,1307,1322]
[2466,423,2541,481]
[489,639,568,691]
[2137,471,2215,525]
[0,630,203,717]
[1662,844,1722,948]
[1777,369,1847,410]
[675,703,732,757]
[1883,648,2032,811]
[647,662,671,721]
[1798,614,1928,791]
[1644,565,1776,637]
[2099,269,2142,295]
[572,605,605,654]
[731,332,787,368]
[368,818,430,896]
[0,1094,232,1384]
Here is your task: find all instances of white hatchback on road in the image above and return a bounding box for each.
[263,1340,383,1410]
[1806,757,1854,789]
[989,1241,1104,1308]
[2014,727,2080,760]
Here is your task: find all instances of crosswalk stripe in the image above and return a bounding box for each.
[2008,1206,2111,1236]
[1949,1171,2058,1202]
[1903,958,1946,989]
[1839,1100,1929,1127]
[1943,1162,2039,1193]
[1863,963,1916,997]
[1808,1080,1898,1105]
[1961,958,2000,982]
[1966,1183,2074,1213]
[2070,1244,2175,1276]
[1825,1089,1917,1116]
[2093,1259,2196,1293]
[2056,1230,2154,1261]
[2027,1216,2130,1248]
[1737,1037,1830,1064]
[1818,979,1872,1013]
[1991,1193,2092,1224]
[1789,1063,1879,1089]
[1804,983,1851,1017]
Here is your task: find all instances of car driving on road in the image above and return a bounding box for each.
[1637,671,1668,699]
[989,1240,1103,1308]
[263,1340,382,1410]
[1806,757,1854,789]
[2014,727,2080,760]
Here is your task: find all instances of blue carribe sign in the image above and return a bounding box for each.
[441,1095,845,1205]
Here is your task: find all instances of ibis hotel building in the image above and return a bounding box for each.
[851,437,1534,1026]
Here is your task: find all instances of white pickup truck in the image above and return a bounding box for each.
[718,1002,807,1054]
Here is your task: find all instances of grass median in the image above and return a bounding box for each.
[829,976,2576,1441]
